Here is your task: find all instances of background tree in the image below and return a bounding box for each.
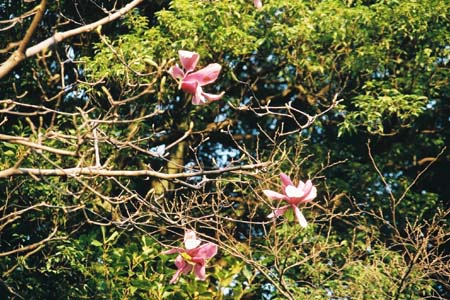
[1,0,449,299]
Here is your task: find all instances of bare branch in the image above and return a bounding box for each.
[397,146,447,204]
[0,162,269,179]
[0,226,60,257]
[0,133,78,156]
[0,0,144,79]
[0,0,47,79]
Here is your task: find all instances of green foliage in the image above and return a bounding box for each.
[339,88,428,135]
[157,0,260,56]
[83,228,167,300]
[1,0,449,299]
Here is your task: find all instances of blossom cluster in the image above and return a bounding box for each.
[164,2,319,282]
[168,50,225,105]
[264,173,317,228]
[163,173,317,283]
[162,230,217,284]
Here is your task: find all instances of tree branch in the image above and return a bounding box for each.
[0,0,144,79]
[0,162,269,179]
[0,133,77,156]
[0,0,47,79]
[0,226,60,257]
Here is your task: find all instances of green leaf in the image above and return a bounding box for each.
[91,240,103,247]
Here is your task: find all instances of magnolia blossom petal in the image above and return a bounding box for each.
[303,185,317,202]
[263,189,288,200]
[184,230,197,241]
[178,50,200,73]
[280,173,294,190]
[162,247,184,255]
[202,91,225,102]
[192,85,207,105]
[194,262,207,280]
[267,205,290,219]
[170,256,192,284]
[184,230,201,250]
[301,180,313,195]
[180,80,198,95]
[169,268,183,284]
[285,185,305,198]
[293,206,308,228]
[181,80,224,105]
[174,255,187,269]
[184,239,201,250]
[190,256,206,265]
[253,0,262,9]
[168,64,184,80]
[185,63,222,86]
[190,242,218,259]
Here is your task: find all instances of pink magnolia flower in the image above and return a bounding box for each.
[168,50,225,105]
[162,230,218,284]
[263,173,317,227]
[253,0,263,9]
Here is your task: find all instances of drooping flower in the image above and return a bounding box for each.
[162,230,218,284]
[263,173,317,227]
[168,50,225,105]
[253,0,263,9]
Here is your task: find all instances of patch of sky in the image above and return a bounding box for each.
[157,95,178,111]
[240,96,252,106]
[301,127,310,137]
[384,184,392,194]
[220,286,232,296]
[66,46,75,61]
[368,181,385,196]
[215,146,239,167]
[226,56,237,68]
[370,171,403,196]
[426,99,437,110]
[50,60,58,72]
[64,88,87,102]
[214,112,227,123]
[357,201,370,209]
[326,287,333,297]
[266,54,276,63]
[268,118,277,130]
[148,144,165,157]
[285,64,296,73]
[371,66,390,79]
[185,161,202,182]
[251,226,265,238]
[274,8,284,17]
[277,83,288,92]
[154,130,167,138]
[237,231,247,240]
[435,45,449,65]
[314,124,324,136]
[262,283,276,300]
[220,274,239,296]
[64,74,70,85]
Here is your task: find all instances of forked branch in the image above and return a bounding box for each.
[0,0,144,79]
